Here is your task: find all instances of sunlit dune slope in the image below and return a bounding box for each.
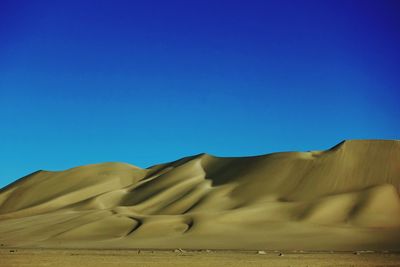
[0,140,399,250]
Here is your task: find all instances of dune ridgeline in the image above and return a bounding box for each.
[0,140,399,251]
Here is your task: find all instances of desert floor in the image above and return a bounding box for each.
[1,249,399,267]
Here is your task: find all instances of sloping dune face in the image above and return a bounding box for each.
[0,140,399,250]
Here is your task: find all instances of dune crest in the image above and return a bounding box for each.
[1,140,400,250]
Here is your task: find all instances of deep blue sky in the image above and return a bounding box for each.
[0,0,399,188]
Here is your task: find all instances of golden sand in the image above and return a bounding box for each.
[0,140,399,251]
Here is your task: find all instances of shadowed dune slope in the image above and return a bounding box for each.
[0,140,400,250]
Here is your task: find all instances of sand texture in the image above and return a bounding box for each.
[0,140,400,250]
[2,249,400,267]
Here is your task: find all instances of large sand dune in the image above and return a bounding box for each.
[1,140,399,250]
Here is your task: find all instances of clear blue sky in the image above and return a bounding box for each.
[0,0,399,188]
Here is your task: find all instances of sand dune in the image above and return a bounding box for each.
[0,140,399,250]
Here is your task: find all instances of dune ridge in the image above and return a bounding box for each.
[0,140,399,250]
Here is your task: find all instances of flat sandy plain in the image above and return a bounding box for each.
[1,249,400,267]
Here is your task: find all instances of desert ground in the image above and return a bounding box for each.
[0,140,399,266]
[1,249,400,267]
